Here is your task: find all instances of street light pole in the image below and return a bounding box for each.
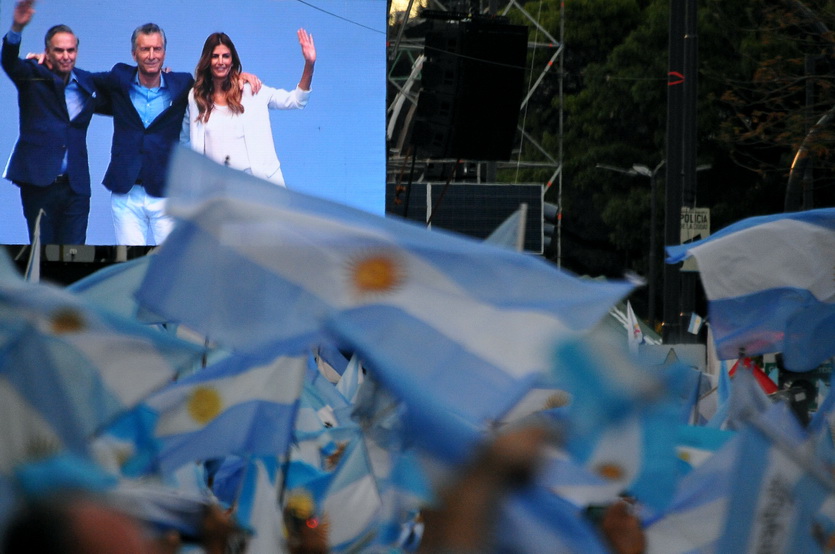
[596,161,664,328]
[632,161,665,330]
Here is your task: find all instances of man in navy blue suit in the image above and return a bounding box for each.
[2,0,108,245]
[93,23,262,246]
[92,23,193,246]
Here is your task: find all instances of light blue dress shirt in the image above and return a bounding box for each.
[129,72,172,128]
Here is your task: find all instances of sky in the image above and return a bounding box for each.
[0,0,386,245]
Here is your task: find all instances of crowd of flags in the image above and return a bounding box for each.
[0,147,833,552]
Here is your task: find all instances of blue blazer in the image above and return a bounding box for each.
[94,64,194,197]
[1,35,106,195]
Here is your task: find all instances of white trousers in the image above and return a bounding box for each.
[111,185,174,245]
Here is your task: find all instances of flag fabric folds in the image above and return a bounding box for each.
[716,421,835,552]
[108,351,306,475]
[0,278,204,464]
[68,255,165,324]
[644,433,741,553]
[550,335,685,511]
[665,208,835,370]
[137,148,634,432]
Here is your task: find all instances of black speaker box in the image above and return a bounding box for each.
[413,19,528,160]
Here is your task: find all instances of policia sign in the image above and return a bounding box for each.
[680,207,710,272]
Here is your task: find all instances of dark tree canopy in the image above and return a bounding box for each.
[498,0,835,318]
[388,0,835,320]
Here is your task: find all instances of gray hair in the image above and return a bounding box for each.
[44,24,78,49]
[131,23,167,52]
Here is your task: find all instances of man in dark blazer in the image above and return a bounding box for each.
[92,23,194,246]
[92,24,265,246]
[2,0,108,245]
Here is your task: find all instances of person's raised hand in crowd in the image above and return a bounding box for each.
[418,425,550,553]
[600,498,646,554]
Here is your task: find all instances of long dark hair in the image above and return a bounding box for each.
[193,32,244,123]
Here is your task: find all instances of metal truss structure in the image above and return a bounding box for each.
[387,0,563,178]
[386,0,566,261]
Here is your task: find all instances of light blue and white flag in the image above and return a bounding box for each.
[687,312,704,335]
[538,449,625,508]
[716,420,835,553]
[673,424,735,477]
[138,149,635,426]
[666,208,835,370]
[109,480,214,539]
[0,279,203,462]
[644,432,741,553]
[550,335,685,511]
[708,363,773,431]
[284,431,382,552]
[112,351,306,475]
[68,255,165,324]
[335,353,364,406]
[234,457,285,552]
[321,437,382,552]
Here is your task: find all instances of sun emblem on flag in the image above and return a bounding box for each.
[115,444,136,469]
[285,490,316,520]
[187,386,223,425]
[24,434,61,461]
[347,252,404,297]
[594,462,626,481]
[49,308,86,334]
[543,390,571,409]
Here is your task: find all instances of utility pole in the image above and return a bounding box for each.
[597,161,664,329]
[663,0,686,344]
[486,0,499,183]
[663,0,699,344]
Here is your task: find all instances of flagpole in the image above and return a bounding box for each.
[516,203,528,252]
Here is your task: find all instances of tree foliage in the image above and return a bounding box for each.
[387,0,835,319]
[500,0,835,317]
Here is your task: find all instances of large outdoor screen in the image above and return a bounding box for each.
[0,0,385,245]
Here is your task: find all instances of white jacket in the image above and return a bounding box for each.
[184,83,310,185]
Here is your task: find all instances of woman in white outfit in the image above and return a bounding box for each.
[185,30,315,186]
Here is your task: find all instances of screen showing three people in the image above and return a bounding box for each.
[0,0,385,245]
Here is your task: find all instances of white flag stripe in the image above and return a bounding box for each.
[0,377,63,474]
[744,445,805,553]
[323,473,381,547]
[199,202,574,378]
[691,219,835,302]
[645,497,729,554]
[61,333,181,406]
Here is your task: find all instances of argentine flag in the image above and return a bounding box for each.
[138,148,634,431]
[0,278,203,464]
[716,421,835,552]
[666,208,835,371]
[111,351,306,475]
